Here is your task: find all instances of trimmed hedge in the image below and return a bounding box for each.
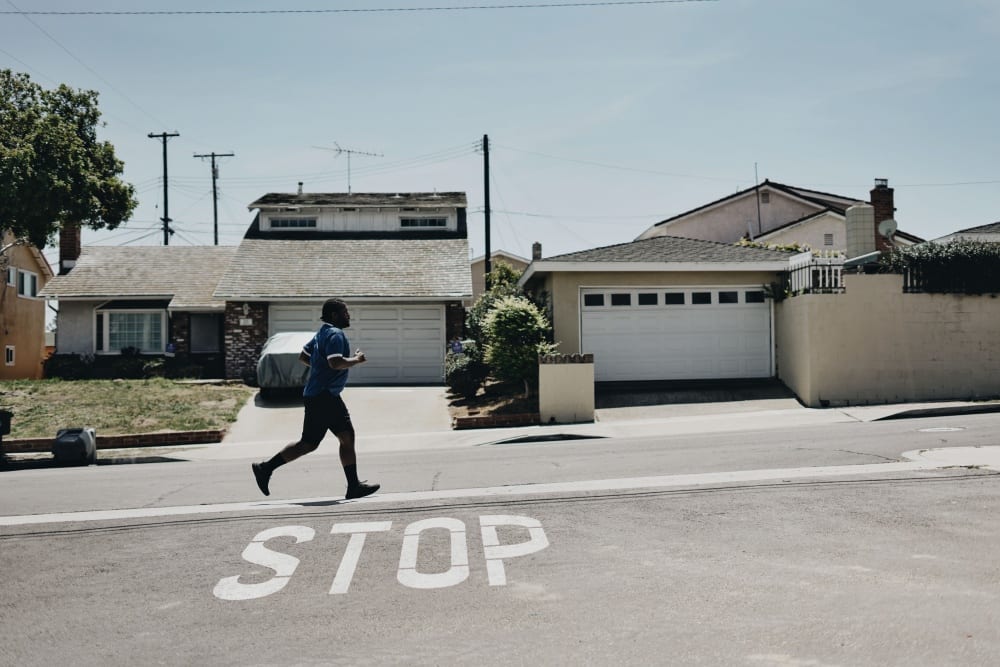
[880,240,1000,294]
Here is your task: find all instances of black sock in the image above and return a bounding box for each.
[264,453,286,473]
[344,463,360,487]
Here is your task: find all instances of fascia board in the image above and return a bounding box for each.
[523,260,792,275]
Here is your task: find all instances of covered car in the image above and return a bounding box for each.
[256,331,314,396]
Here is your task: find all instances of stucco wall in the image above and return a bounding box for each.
[546,270,783,354]
[640,192,824,244]
[0,242,49,379]
[762,213,845,252]
[775,273,1000,406]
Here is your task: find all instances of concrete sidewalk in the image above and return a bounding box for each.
[173,388,1000,462]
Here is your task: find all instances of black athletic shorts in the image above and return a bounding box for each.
[301,392,353,444]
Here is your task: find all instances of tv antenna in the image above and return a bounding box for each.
[312,142,382,194]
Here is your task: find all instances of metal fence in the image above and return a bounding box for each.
[787,252,845,295]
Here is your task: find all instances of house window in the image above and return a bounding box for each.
[719,291,739,304]
[610,293,631,306]
[97,310,165,354]
[745,290,766,303]
[270,218,317,229]
[663,293,685,305]
[400,217,447,228]
[583,294,605,307]
[760,191,770,204]
[190,314,222,353]
[637,293,658,306]
[16,270,38,298]
[692,292,712,305]
[4,346,13,366]
[824,233,834,246]
[5,267,14,287]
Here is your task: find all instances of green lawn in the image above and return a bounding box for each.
[0,379,258,439]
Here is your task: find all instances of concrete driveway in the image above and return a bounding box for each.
[222,385,453,446]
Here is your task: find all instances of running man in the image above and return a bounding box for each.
[252,298,380,500]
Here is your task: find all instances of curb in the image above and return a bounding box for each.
[875,403,1000,421]
[1,430,225,454]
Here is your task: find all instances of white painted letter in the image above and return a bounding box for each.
[213,525,316,601]
[397,517,469,589]
[329,521,393,595]
[480,515,549,586]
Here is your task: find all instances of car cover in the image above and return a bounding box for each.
[256,331,314,388]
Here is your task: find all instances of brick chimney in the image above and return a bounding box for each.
[532,241,542,260]
[59,223,81,275]
[870,178,895,252]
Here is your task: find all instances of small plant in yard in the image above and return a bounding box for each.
[445,341,489,400]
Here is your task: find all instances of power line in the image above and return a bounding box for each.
[5,0,171,129]
[1,1,719,16]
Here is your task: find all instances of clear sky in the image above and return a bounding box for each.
[3,0,999,269]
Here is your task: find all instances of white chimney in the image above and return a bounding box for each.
[297,182,303,195]
[845,202,876,259]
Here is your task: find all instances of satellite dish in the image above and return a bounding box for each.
[878,218,897,239]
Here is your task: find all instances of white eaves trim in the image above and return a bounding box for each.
[518,259,797,287]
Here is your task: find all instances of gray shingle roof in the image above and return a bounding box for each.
[38,246,238,310]
[213,238,472,300]
[545,235,794,263]
[954,221,1000,234]
[249,192,467,209]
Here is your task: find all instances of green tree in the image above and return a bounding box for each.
[465,259,523,357]
[0,70,137,249]
[482,295,556,394]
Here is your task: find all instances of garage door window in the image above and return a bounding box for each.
[637,293,658,306]
[583,294,605,307]
[664,293,685,306]
[745,290,765,303]
[692,292,712,305]
[719,291,739,304]
[611,293,631,306]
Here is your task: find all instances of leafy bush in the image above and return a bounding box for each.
[445,341,489,400]
[43,353,95,380]
[466,260,523,346]
[880,240,1000,294]
[482,296,556,391]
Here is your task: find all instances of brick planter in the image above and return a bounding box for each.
[452,413,540,430]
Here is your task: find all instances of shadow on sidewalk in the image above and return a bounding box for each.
[0,454,185,471]
[594,378,797,409]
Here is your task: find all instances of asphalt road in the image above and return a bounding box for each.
[2,413,1000,666]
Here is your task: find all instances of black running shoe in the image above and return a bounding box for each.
[252,462,271,496]
[345,481,380,500]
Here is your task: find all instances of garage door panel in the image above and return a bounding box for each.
[270,303,445,384]
[582,287,772,382]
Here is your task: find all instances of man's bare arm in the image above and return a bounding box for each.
[327,350,367,370]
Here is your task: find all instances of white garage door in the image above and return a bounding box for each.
[269,303,445,384]
[580,287,773,382]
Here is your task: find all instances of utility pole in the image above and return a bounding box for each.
[482,134,491,276]
[194,151,235,245]
[148,132,179,245]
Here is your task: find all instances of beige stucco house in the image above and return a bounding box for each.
[470,249,530,300]
[519,236,793,382]
[1,230,54,379]
[637,178,923,254]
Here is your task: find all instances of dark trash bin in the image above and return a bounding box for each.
[52,427,97,466]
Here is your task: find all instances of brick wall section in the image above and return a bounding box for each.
[170,312,190,356]
[224,301,269,380]
[452,413,539,429]
[2,430,225,453]
[445,301,466,340]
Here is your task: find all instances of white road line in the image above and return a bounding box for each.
[0,459,946,527]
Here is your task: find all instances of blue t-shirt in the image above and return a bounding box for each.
[302,323,351,397]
